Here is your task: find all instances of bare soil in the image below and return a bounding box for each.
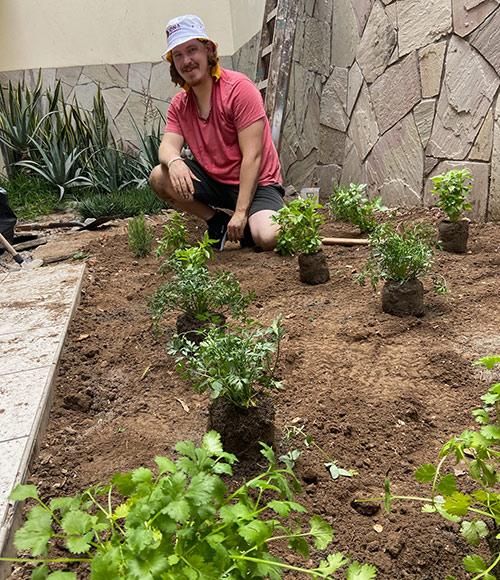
[11,210,500,579]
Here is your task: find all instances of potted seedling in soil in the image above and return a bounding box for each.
[357,222,441,317]
[431,168,473,253]
[272,198,330,285]
[150,234,253,342]
[6,431,377,578]
[169,317,283,455]
[329,183,386,234]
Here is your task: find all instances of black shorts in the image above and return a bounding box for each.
[184,158,285,217]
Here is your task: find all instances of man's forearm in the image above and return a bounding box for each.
[158,141,183,167]
[235,155,262,215]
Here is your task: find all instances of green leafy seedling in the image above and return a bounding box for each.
[329,183,386,233]
[4,431,376,579]
[272,198,324,256]
[431,169,473,222]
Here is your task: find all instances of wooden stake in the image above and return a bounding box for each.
[322,237,369,246]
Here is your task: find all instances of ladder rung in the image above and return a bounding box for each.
[267,7,278,22]
[261,43,274,58]
[257,79,268,91]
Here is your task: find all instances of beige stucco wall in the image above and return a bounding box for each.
[230,0,265,50]
[0,0,250,72]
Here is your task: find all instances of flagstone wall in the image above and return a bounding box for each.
[282,0,500,220]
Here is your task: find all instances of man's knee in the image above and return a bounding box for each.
[149,164,171,200]
[251,226,278,251]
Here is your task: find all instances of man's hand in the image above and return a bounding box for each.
[168,158,199,200]
[227,211,247,242]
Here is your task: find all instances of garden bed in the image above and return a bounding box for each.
[12,210,500,579]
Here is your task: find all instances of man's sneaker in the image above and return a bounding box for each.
[206,210,230,251]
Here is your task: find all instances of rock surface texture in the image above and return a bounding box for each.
[279,0,500,219]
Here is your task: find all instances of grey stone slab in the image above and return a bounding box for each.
[331,0,360,67]
[370,52,421,134]
[0,437,28,527]
[414,99,437,148]
[341,137,368,185]
[366,113,424,207]
[0,263,84,298]
[347,61,364,116]
[68,82,98,111]
[488,97,500,220]
[320,125,346,165]
[453,0,499,37]
[470,8,500,73]
[0,367,52,441]
[424,160,490,219]
[348,82,379,160]
[397,0,452,56]
[313,163,342,200]
[82,64,128,88]
[320,68,349,131]
[102,87,132,120]
[0,288,74,335]
[0,327,63,376]
[352,0,376,35]
[428,36,499,160]
[419,41,447,98]
[356,1,397,83]
[55,66,82,88]
[129,62,152,93]
[470,108,494,161]
[150,62,177,102]
[302,18,331,76]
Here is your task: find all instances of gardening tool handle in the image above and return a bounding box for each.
[0,231,24,263]
[322,237,369,246]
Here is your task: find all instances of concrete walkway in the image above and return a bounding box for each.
[0,262,85,577]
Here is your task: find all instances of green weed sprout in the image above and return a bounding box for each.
[127,214,154,257]
[272,198,324,256]
[431,169,473,222]
[4,431,377,579]
[329,183,385,233]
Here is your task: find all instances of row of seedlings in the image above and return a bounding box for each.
[275,168,473,317]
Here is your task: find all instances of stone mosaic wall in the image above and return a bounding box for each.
[0,55,233,169]
[282,0,500,220]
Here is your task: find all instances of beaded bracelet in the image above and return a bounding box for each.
[167,156,184,168]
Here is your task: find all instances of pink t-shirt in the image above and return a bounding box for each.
[165,68,282,186]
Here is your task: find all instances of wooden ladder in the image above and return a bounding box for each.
[256,0,298,151]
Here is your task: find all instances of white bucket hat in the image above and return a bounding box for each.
[162,14,212,60]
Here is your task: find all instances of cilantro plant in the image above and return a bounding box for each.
[431,169,473,222]
[127,214,154,257]
[4,431,377,579]
[358,356,500,580]
[357,222,436,288]
[169,318,284,409]
[155,211,189,260]
[149,263,253,329]
[272,198,324,256]
[328,183,385,233]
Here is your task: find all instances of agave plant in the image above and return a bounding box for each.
[15,133,91,199]
[85,146,139,192]
[130,110,165,180]
[0,74,44,171]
